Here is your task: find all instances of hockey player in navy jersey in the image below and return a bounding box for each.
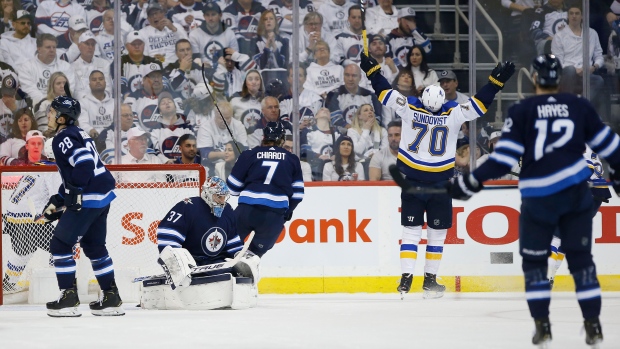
[42,96,124,317]
[227,122,304,257]
[360,52,515,299]
[449,54,620,347]
[156,176,244,266]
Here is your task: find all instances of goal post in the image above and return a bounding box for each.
[0,164,207,305]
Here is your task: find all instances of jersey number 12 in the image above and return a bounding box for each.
[534,119,574,161]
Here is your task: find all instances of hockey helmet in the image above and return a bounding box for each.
[532,54,562,87]
[51,96,81,125]
[420,85,445,112]
[44,137,55,160]
[263,121,285,143]
[201,176,230,217]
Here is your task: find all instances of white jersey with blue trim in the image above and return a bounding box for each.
[227,146,304,213]
[52,125,116,208]
[5,168,62,224]
[377,88,488,182]
[476,93,620,197]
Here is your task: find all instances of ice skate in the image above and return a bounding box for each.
[46,281,81,317]
[584,317,603,348]
[89,281,125,316]
[422,273,445,299]
[397,273,412,300]
[532,318,552,348]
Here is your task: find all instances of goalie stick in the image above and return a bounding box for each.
[132,231,256,283]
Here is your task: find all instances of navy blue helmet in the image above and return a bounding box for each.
[263,121,285,143]
[532,54,562,87]
[51,96,81,124]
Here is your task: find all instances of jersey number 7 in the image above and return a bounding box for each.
[261,161,280,185]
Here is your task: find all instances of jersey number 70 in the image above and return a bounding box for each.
[407,122,449,156]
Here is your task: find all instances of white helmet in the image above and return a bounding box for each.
[44,137,55,160]
[420,85,445,112]
[201,176,231,217]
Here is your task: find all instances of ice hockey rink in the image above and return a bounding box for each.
[0,292,618,349]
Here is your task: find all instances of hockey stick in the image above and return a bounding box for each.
[200,62,242,153]
[360,0,368,56]
[132,231,255,283]
[33,204,66,223]
[388,165,448,194]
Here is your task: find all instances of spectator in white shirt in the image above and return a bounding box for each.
[78,70,114,139]
[346,103,388,160]
[214,140,243,181]
[196,100,247,169]
[366,0,398,35]
[551,3,604,100]
[303,40,343,96]
[71,31,113,99]
[96,104,135,163]
[368,120,400,180]
[0,10,36,67]
[120,127,164,165]
[139,3,188,67]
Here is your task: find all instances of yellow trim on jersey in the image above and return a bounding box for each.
[425,253,443,260]
[378,90,389,102]
[409,104,431,113]
[6,269,22,277]
[398,153,455,172]
[400,251,418,259]
[5,217,39,224]
[471,97,487,113]
[440,108,455,116]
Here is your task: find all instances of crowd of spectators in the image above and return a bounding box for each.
[1,0,618,182]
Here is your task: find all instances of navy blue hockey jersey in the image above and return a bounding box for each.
[156,197,243,263]
[227,146,304,213]
[474,94,620,197]
[52,125,116,208]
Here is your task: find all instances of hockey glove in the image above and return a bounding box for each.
[42,194,65,223]
[448,174,483,201]
[64,182,83,211]
[360,53,382,79]
[609,167,620,196]
[488,61,515,90]
[284,210,293,222]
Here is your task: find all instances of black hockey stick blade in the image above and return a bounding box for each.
[389,165,447,194]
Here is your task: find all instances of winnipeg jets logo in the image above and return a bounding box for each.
[201,227,228,256]
[182,198,193,204]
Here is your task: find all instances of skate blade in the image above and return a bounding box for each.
[400,291,406,300]
[91,307,125,316]
[422,290,444,299]
[47,307,82,317]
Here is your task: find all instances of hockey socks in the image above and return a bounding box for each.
[548,236,564,284]
[523,263,551,319]
[572,265,602,320]
[400,226,422,274]
[90,254,115,291]
[424,228,446,275]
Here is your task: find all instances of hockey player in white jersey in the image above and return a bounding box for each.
[360,52,515,299]
[2,137,61,293]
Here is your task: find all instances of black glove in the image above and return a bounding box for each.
[360,53,381,79]
[284,211,293,222]
[64,182,83,211]
[42,194,65,222]
[488,61,515,90]
[609,167,620,196]
[448,174,483,201]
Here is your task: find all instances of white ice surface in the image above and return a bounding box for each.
[0,292,618,349]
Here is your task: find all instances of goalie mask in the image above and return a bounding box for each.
[201,176,230,217]
[420,85,445,112]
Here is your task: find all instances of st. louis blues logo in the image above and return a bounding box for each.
[201,227,227,256]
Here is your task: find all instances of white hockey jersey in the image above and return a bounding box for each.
[378,89,487,181]
[317,0,353,36]
[279,89,324,122]
[5,170,62,224]
[230,94,263,131]
[365,5,398,35]
[123,92,184,131]
[0,32,37,67]
[188,24,239,67]
[149,117,195,160]
[97,30,128,63]
[333,28,363,65]
[305,128,341,158]
[196,116,248,150]
[139,24,188,67]
[267,0,315,37]
[78,92,115,135]
[84,6,105,34]
[16,57,76,106]
[35,0,87,35]
[303,61,343,95]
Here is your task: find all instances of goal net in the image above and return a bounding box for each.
[1,164,206,304]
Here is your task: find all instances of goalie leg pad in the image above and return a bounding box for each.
[233,251,261,283]
[158,247,197,289]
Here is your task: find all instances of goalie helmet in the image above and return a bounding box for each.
[201,176,230,217]
[532,54,562,87]
[51,96,81,125]
[44,137,55,160]
[420,85,445,112]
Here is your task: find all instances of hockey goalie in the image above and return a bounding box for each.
[139,176,259,310]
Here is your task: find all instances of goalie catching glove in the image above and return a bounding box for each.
[42,194,65,223]
[360,53,382,79]
[64,182,83,211]
[448,174,483,200]
[488,61,515,90]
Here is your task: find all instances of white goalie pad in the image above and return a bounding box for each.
[158,247,197,289]
[140,273,257,310]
